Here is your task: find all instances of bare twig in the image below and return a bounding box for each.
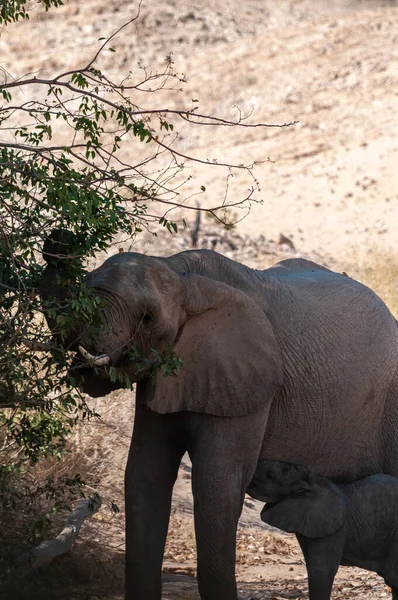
[19,338,54,352]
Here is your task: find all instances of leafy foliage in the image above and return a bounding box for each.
[0,13,184,474]
[0,0,64,25]
[110,345,184,387]
[0,2,292,539]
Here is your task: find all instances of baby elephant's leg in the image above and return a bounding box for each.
[296,532,344,600]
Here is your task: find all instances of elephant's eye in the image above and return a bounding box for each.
[142,311,153,325]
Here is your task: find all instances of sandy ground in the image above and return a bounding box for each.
[1,0,397,261]
[2,0,398,598]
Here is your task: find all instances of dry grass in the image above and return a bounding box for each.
[0,428,127,600]
[0,452,89,577]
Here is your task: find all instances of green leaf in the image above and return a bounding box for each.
[1,88,12,102]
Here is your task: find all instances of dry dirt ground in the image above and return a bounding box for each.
[1,0,398,598]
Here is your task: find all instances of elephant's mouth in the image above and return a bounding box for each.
[246,482,278,504]
[68,345,146,397]
[68,354,121,397]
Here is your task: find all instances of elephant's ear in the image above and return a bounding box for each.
[145,275,283,417]
[261,479,346,538]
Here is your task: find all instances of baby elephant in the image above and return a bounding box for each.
[247,460,398,600]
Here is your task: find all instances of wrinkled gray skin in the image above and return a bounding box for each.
[248,460,398,600]
[39,230,398,600]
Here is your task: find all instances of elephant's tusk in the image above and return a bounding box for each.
[78,345,110,367]
[92,355,110,366]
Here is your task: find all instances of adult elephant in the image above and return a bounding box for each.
[39,230,398,600]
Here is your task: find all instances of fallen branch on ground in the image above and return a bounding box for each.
[12,496,102,578]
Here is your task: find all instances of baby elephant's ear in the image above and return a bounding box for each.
[261,479,346,538]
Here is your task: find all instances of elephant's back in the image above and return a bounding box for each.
[259,261,398,481]
[265,257,383,297]
[263,259,397,348]
[263,258,396,336]
[265,257,333,277]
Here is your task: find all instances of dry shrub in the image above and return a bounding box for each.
[0,384,132,597]
[0,430,127,600]
[0,450,89,580]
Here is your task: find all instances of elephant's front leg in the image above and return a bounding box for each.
[297,533,344,600]
[125,402,186,600]
[188,409,269,600]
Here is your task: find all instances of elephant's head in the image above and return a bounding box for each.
[248,460,346,538]
[39,230,283,415]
